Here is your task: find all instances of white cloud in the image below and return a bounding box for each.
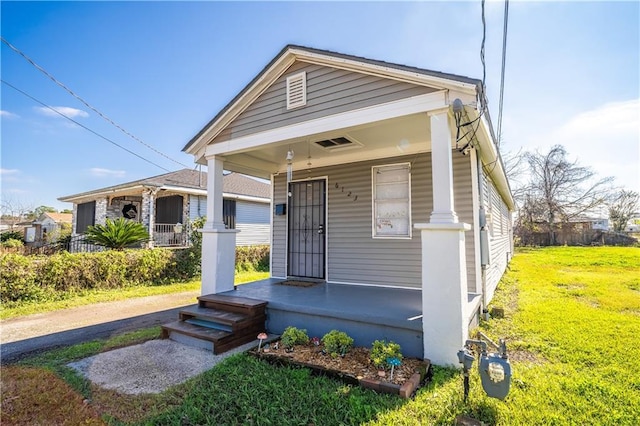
[35,106,89,119]
[521,99,640,192]
[89,168,126,178]
[0,110,19,119]
[0,168,20,175]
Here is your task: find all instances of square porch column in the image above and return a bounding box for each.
[201,156,238,295]
[415,109,471,366]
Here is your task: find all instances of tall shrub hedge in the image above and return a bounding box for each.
[1,249,184,305]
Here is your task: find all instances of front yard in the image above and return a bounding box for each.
[2,247,639,425]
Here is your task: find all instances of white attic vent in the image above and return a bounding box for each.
[286,71,307,110]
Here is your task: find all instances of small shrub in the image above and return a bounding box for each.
[281,326,310,349]
[0,254,48,303]
[1,238,24,248]
[85,218,149,250]
[322,330,354,357]
[370,340,403,368]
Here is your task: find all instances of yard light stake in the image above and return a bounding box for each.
[387,357,401,381]
[257,332,268,352]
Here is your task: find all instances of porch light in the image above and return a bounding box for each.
[286,149,294,183]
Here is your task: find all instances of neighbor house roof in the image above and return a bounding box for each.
[37,212,73,224]
[58,169,270,203]
[182,44,483,155]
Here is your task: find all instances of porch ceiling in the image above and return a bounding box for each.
[221,113,452,179]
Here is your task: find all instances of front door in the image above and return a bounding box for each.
[288,180,326,279]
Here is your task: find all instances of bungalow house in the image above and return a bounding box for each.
[23,212,72,245]
[180,45,515,366]
[58,169,271,247]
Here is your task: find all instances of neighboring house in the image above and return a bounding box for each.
[23,212,72,245]
[569,217,609,231]
[181,45,515,365]
[58,169,271,247]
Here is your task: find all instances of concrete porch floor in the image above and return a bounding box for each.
[220,278,426,357]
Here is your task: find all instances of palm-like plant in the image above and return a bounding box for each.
[84,218,149,250]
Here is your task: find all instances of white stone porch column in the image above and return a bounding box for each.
[201,156,237,295]
[416,109,471,366]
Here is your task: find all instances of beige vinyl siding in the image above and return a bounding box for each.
[271,152,476,290]
[212,62,437,144]
[483,171,512,302]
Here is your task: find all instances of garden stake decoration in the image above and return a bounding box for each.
[311,337,320,346]
[257,333,268,352]
[387,357,402,381]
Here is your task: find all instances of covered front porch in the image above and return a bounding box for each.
[214,278,482,359]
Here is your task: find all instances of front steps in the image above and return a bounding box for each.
[161,294,268,354]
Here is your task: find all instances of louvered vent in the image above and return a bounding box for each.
[286,71,306,110]
[314,136,359,150]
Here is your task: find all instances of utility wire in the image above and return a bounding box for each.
[2,79,172,172]
[480,0,487,110]
[496,0,510,147]
[1,36,191,169]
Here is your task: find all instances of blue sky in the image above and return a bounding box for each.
[1,1,638,212]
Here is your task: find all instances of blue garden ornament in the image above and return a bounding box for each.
[387,357,402,381]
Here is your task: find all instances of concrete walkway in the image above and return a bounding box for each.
[1,290,200,363]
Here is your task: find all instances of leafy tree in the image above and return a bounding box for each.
[608,190,639,232]
[520,145,613,245]
[27,206,57,220]
[60,209,73,214]
[85,218,149,250]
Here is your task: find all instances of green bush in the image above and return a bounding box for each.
[235,245,269,272]
[85,218,149,250]
[1,231,23,242]
[0,248,192,305]
[281,326,310,349]
[1,238,24,248]
[322,330,354,357]
[370,339,403,368]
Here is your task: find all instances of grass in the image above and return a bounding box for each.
[2,247,639,425]
[0,270,269,320]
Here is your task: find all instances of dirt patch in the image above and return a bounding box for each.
[1,365,104,425]
[255,342,427,386]
[508,350,546,365]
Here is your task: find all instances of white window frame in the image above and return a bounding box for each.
[371,162,412,239]
[286,71,307,110]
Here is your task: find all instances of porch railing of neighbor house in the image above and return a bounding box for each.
[153,223,189,247]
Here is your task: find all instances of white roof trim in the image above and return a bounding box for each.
[185,47,478,160]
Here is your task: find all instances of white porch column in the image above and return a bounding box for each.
[416,109,471,366]
[201,156,237,295]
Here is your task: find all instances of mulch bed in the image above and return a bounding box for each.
[250,342,430,398]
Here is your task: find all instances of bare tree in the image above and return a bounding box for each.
[608,190,639,232]
[0,196,34,230]
[522,145,613,245]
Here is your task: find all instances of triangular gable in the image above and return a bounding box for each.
[183,45,480,159]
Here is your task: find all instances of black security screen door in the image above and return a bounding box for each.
[288,180,326,279]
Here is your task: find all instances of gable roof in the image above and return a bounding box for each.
[32,212,72,225]
[58,169,270,202]
[182,44,482,157]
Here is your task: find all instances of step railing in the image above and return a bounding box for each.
[153,223,189,247]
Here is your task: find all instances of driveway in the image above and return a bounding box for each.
[1,290,199,363]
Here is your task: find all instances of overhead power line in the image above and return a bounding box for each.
[496,0,510,147]
[1,36,191,169]
[2,79,171,172]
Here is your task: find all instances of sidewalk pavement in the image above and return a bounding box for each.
[1,290,200,363]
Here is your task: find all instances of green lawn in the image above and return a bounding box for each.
[0,270,269,320]
[4,247,640,425]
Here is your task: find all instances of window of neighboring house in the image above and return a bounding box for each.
[76,201,96,234]
[223,199,236,229]
[155,195,184,224]
[372,163,412,238]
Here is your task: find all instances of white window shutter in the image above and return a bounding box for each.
[286,72,307,110]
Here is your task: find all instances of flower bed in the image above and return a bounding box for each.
[250,341,431,398]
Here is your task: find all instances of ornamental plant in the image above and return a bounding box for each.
[280,326,309,349]
[85,218,149,250]
[370,339,403,369]
[322,330,354,357]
